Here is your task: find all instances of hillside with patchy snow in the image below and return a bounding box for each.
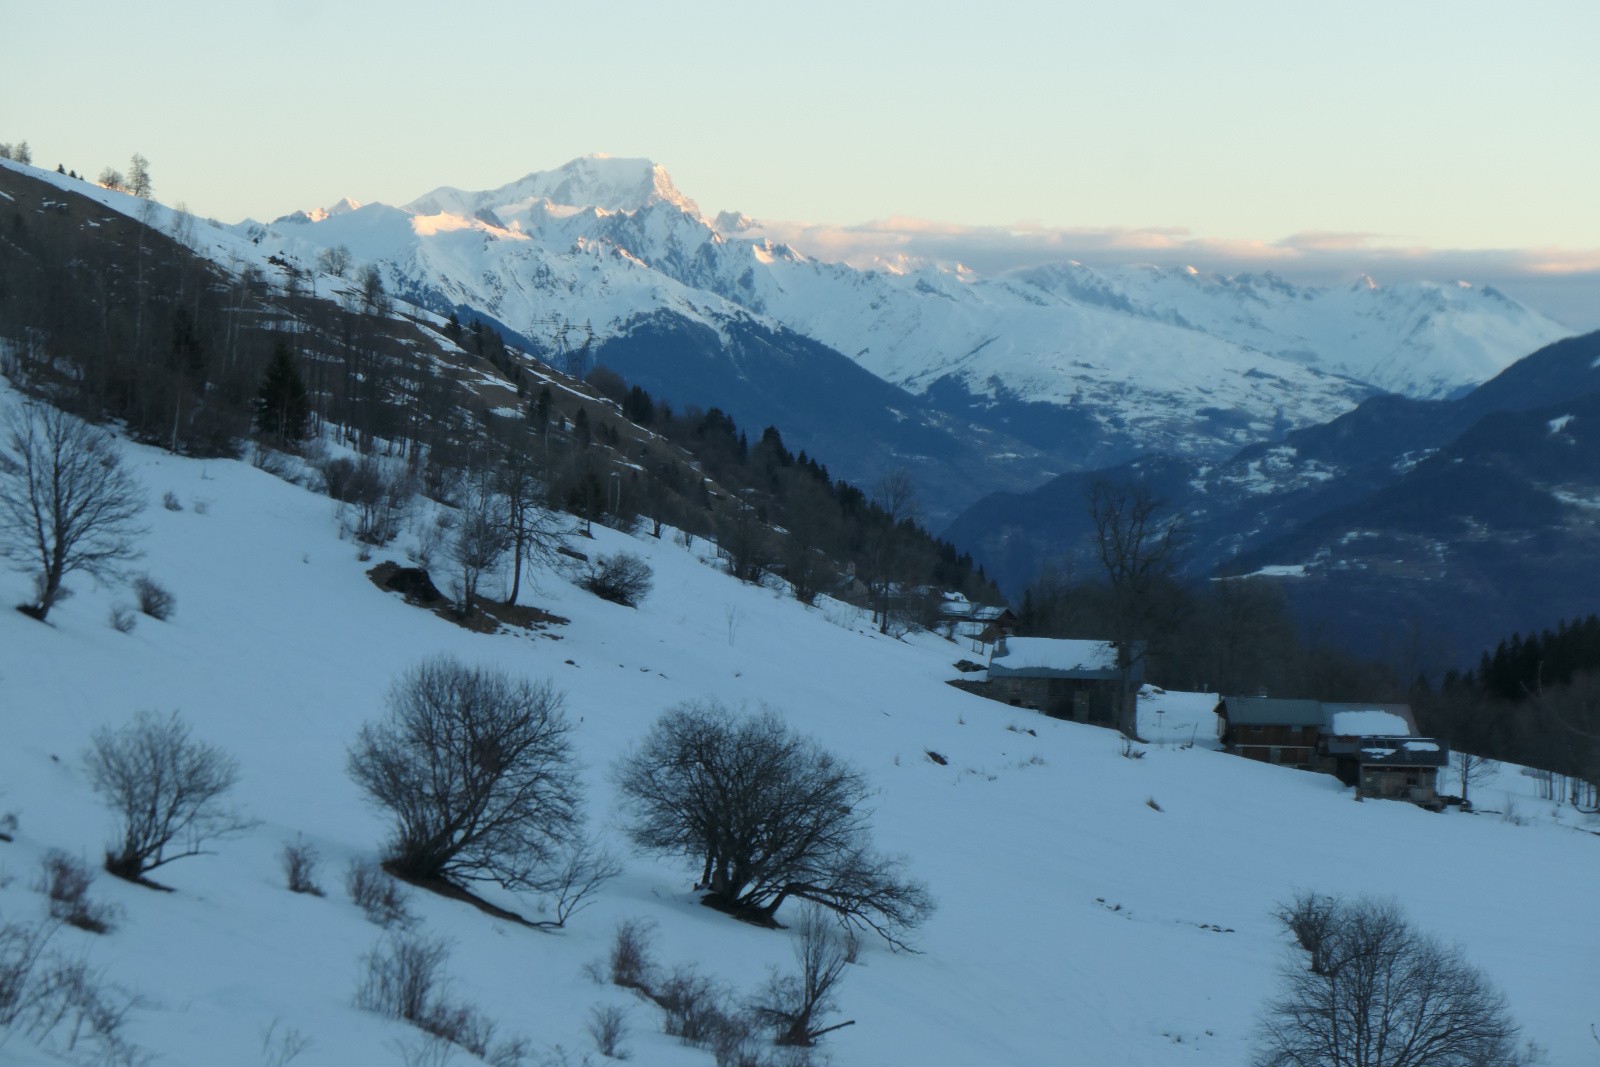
[1,375,1597,1066]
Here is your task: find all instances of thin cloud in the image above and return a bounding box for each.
[730,215,1600,328]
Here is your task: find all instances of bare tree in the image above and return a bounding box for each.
[1086,478,1188,738]
[315,244,353,279]
[126,153,152,199]
[347,656,583,890]
[83,710,251,881]
[1256,893,1533,1067]
[1453,750,1496,809]
[751,904,856,1046]
[446,485,512,618]
[0,404,146,621]
[866,469,920,635]
[491,441,568,606]
[613,701,933,948]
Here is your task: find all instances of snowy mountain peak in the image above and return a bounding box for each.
[272,196,363,225]
[713,209,757,234]
[404,155,700,219]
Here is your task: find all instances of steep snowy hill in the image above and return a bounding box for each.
[1,379,1597,1066]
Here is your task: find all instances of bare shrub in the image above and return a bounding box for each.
[607,919,657,993]
[750,906,854,1047]
[319,455,411,544]
[21,957,149,1066]
[586,1003,629,1059]
[656,965,732,1046]
[583,553,653,607]
[0,918,51,1026]
[260,1017,314,1066]
[109,604,138,633]
[356,933,449,1024]
[348,657,582,890]
[133,574,175,620]
[281,839,324,896]
[614,701,934,947]
[532,840,620,930]
[36,850,117,933]
[1256,893,1534,1067]
[346,860,414,927]
[83,710,251,881]
[358,933,525,1062]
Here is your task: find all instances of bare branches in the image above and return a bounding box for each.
[348,657,583,891]
[614,701,933,947]
[0,403,146,620]
[1256,894,1531,1067]
[82,710,250,882]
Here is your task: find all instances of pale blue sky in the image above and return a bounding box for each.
[5,0,1597,324]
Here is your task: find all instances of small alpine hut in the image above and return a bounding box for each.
[1322,704,1447,805]
[984,636,1140,725]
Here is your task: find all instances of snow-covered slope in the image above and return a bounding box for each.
[235,156,1570,474]
[2,382,1596,1066]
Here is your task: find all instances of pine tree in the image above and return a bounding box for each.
[253,342,310,444]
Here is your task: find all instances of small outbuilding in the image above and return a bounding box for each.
[982,636,1140,726]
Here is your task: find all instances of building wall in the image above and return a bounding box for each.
[982,676,1121,725]
[1360,766,1439,804]
[1225,723,1320,767]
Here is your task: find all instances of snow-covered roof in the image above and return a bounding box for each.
[988,637,1119,680]
[1219,699,1421,737]
[1326,705,1416,737]
[1358,738,1449,768]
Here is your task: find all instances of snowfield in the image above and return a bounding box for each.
[1,396,1597,1065]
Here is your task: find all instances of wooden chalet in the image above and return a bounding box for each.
[936,594,1018,653]
[1214,697,1448,807]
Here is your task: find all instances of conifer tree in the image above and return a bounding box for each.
[253,342,310,444]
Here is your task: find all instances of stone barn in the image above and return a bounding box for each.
[981,636,1141,726]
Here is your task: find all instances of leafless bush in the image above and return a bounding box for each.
[348,657,582,890]
[36,850,117,933]
[529,840,620,930]
[750,906,855,1047]
[606,919,657,993]
[346,861,414,927]
[22,957,150,1066]
[281,839,324,896]
[356,933,450,1025]
[656,964,729,1045]
[0,918,51,1026]
[259,1017,314,1066]
[586,1004,629,1059]
[615,701,934,948]
[108,604,137,633]
[1256,893,1533,1067]
[133,574,175,620]
[358,933,526,1063]
[583,553,653,607]
[319,455,411,544]
[83,710,251,881]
